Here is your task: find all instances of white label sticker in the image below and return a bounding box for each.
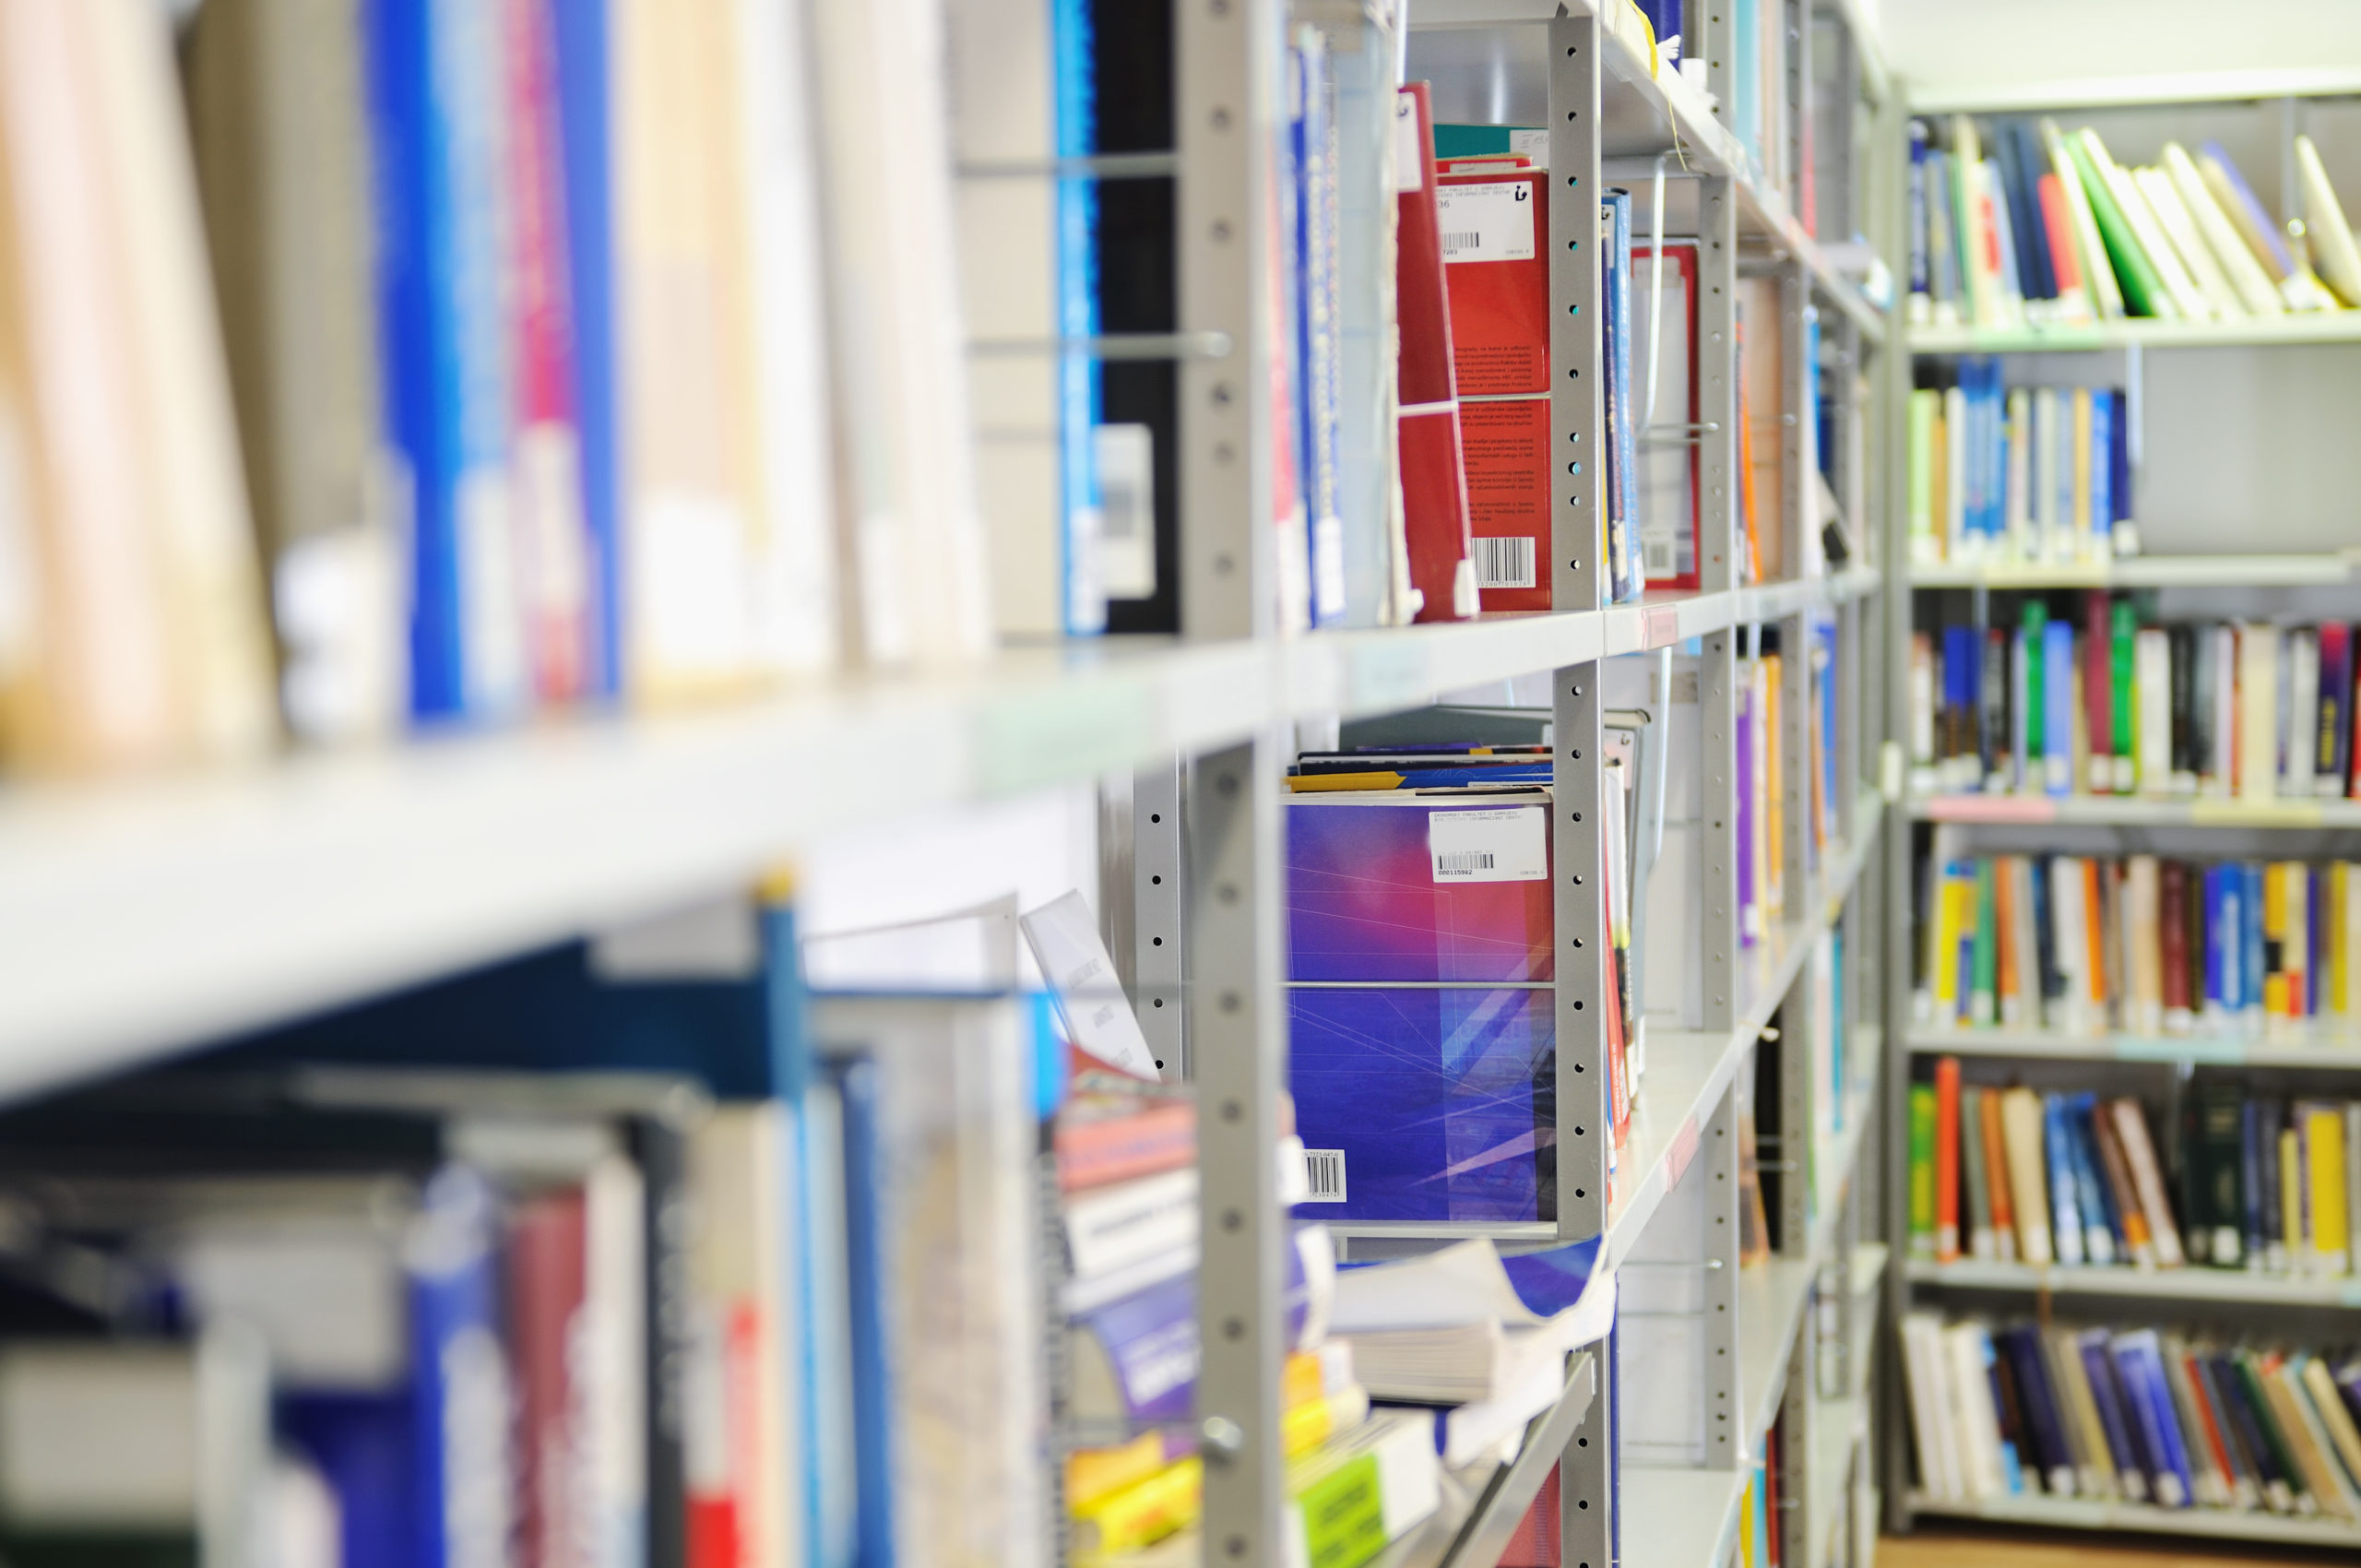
[1428,806,1549,884]
[1394,94,1423,192]
[1437,180,1536,264]
[1510,127,1550,169]
[1301,1149,1347,1202]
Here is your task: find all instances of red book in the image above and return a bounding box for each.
[504,0,590,702]
[1979,1088,2016,1257]
[1055,1098,1196,1192]
[2084,592,2113,793]
[510,1189,588,1568]
[1395,85,1477,623]
[2160,858,2191,1023]
[1934,1056,1962,1263]
[1439,163,1551,612]
[2037,173,2084,303]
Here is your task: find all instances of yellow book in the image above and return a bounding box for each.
[1067,1353,1347,1509]
[1069,1387,1370,1553]
[2264,863,2290,1019]
[2281,1128,2306,1273]
[2307,1106,2349,1274]
[1932,870,1963,1018]
[1737,1472,1757,1567]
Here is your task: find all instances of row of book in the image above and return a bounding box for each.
[1904,368,2131,565]
[1909,603,2361,802]
[1916,847,2361,1039]
[1902,1314,2361,1523]
[1907,115,2361,328]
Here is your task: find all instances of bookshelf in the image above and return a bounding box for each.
[1885,55,2361,1555]
[0,0,1904,1563]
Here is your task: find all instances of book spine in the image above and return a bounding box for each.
[409,1168,517,1568]
[551,0,620,697]
[1981,1084,2019,1260]
[1909,1081,1938,1258]
[2044,1094,2086,1265]
[2322,625,2353,797]
[1935,1057,1962,1261]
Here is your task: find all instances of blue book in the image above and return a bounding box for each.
[2043,1094,2087,1265]
[2078,1331,2151,1502]
[407,1166,513,1568]
[2243,863,2266,1024]
[552,0,621,696]
[2069,1095,2118,1263]
[1909,123,1930,302]
[833,1059,893,1568]
[1978,1331,2025,1493]
[2108,388,2133,528]
[2001,1325,2075,1495]
[2120,1333,2197,1508]
[2215,864,2244,1014]
[1607,189,1641,603]
[2043,621,2076,794]
[2089,391,2113,554]
[2239,1099,2269,1267]
[1054,0,1106,636]
[281,1393,416,1568]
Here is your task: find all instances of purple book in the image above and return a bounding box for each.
[1287,790,1558,1223]
[1069,1232,1316,1421]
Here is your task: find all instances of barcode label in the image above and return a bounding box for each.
[1436,180,1536,264]
[1643,536,1677,576]
[1301,1149,1347,1202]
[1429,805,1549,884]
[1472,534,1536,588]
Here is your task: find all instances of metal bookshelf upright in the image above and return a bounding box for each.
[1881,69,2361,1554]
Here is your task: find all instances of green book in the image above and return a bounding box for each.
[1909,1082,1939,1257]
[2111,599,2138,793]
[2233,1351,2309,1508]
[1285,1409,1439,1568]
[1972,861,1999,1025]
[2186,1083,2247,1266]
[2023,601,2047,761]
[1960,1085,1995,1259]
[2066,131,2169,317]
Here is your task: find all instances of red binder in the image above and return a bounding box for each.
[1439,164,1551,612]
[1395,84,1476,623]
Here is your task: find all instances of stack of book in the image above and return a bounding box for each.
[1909,1063,2361,1278]
[1916,847,2361,1039]
[1907,1064,2182,1268]
[1908,116,2361,328]
[1905,365,2130,564]
[1911,599,2361,803]
[1902,1313,2361,1523]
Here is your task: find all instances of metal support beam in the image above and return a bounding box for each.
[1555,659,1608,1244]
[1551,12,1606,614]
[1177,0,1275,639]
[1561,1328,1615,1568]
[1699,178,1740,594]
[1189,733,1289,1566]
[1134,759,1186,1077]
[1705,1076,1742,1469]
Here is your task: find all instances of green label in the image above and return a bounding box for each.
[1296,1453,1386,1568]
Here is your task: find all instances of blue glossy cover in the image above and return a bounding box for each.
[2067,1093,2117,1261]
[1908,123,1929,301]
[2078,1330,2150,1501]
[1054,0,1104,635]
[407,1166,514,1568]
[2043,622,2075,794]
[552,0,620,695]
[1290,986,1553,1223]
[2119,1332,2196,1507]
[2043,1094,2085,1265]
[281,1393,415,1568]
[1497,1236,1605,1316]
[835,1059,892,1568]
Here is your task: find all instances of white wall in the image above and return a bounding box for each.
[1876,0,2361,104]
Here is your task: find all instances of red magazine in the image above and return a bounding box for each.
[1395,84,1477,623]
[1439,163,1550,612]
[509,1189,588,1568]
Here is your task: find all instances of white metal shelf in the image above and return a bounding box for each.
[1909,790,2361,829]
[1406,0,1890,346]
[1910,314,2361,354]
[1738,1258,1819,1449]
[0,572,1885,1103]
[1907,66,2361,116]
[1619,1465,1753,1568]
[1903,1256,2361,1308]
[1905,1491,2361,1550]
[1904,1026,2361,1070]
[1908,553,2356,589]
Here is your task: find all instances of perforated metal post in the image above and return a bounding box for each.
[1178,0,1274,640]
[1704,1077,1742,1469]
[1554,660,1608,1247]
[1133,760,1186,1077]
[1551,12,1606,615]
[1699,177,1739,595]
[1189,734,1289,1566]
[1784,0,1810,198]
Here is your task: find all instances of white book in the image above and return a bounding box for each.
[1901,1313,1964,1502]
[2082,133,2199,320]
[2296,134,2361,308]
[2164,141,2284,316]
[2238,624,2281,801]
[1946,1324,2009,1501]
[2209,625,2238,796]
[2135,163,2245,319]
[2052,857,2090,1037]
[2288,629,2319,797]
[2004,388,2032,560]
[1062,1168,1198,1282]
